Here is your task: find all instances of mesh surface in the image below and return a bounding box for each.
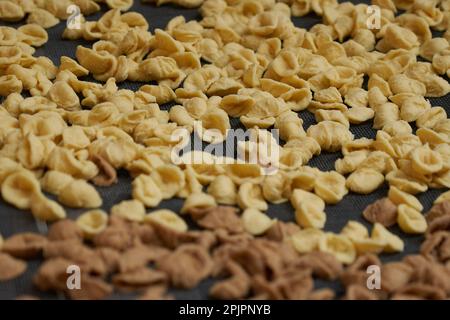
[0,0,449,300]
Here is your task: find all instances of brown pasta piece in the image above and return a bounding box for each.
[0,253,27,282]
[362,197,398,227]
[156,244,213,289]
[90,154,118,187]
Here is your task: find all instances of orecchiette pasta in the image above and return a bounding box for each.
[30,193,66,222]
[237,182,268,211]
[307,121,353,152]
[371,223,404,253]
[144,209,188,233]
[290,228,324,254]
[346,169,385,194]
[397,204,427,234]
[207,175,237,205]
[314,171,348,204]
[132,174,163,208]
[110,199,146,222]
[1,170,41,210]
[76,209,109,239]
[58,179,102,208]
[241,208,275,236]
[319,233,356,264]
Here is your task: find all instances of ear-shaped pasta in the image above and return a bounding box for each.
[314,171,348,204]
[27,8,60,29]
[110,199,146,222]
[290,228,324,254]
[219,95,255,118]
[150,165,185,199]
[132,174,163,207]
[397,204,427,234]
[198,108,230,143]
[30,193,66,222]
[144,209,188,233]
[341,221,369,241]
[267,49,300,77]
[319,233,356,264]
[105,0,133,11]
[371,223,404,253]
[0,1,25,22]
[295,202,327,229]
[237,182,268,211]
[261,173,289,204]
[409,144,443,176]
[373,102,399,129]
[0,75,22,96]
[241,208,275,235]
[314,87,342,103]
[386,170,428,194]
[307,121,353,152]
[1,170,41,210]
[180,192,216,214]
[290,189,325,211]
[346,169,385,194]
[46,147,99,180]
[18,24,48,47]
[388,186,423,212]
[177,166,203,198]
[47,81,80,111]
[400,95,431,122]
[207,175,237,205]
[183,65,221,93]
[40,170,74,196]
[225,163,263,185]
[416,107,447,129]
[76,209,109,239]
[58,179,102,208]
[388,74,426,96]
[138,84,175,104]
[315,109,349,128]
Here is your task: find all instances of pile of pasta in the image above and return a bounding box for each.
[0,0,205,29]
[0,0,450,299]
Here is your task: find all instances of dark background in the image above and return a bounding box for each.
[0,0,449,299]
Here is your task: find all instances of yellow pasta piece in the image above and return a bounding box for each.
[340,221,369,241]
[237,182,268,211]
[58,179,102,208]
[0,1,25,22]
[151,165,185,199]
[314,171,348,204]
[371,223,404,253]
[110,199,146,222]
[295,202,326,229]
[388,186,423,212]
[346,169,385,194]
[132,174,163,208]
[319,233,356,264]
[144,209,188,233]
[40,170,74,196]
[397,204,427,234]
[76,209,109,239]
[1,170,41,210]
[410,144,443,175]
[290,228,325,254]
[307,121,353,152]
[30,193,66,222]
[180,192,216,214]
[241,208,276,236]
[207,175,236,205]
